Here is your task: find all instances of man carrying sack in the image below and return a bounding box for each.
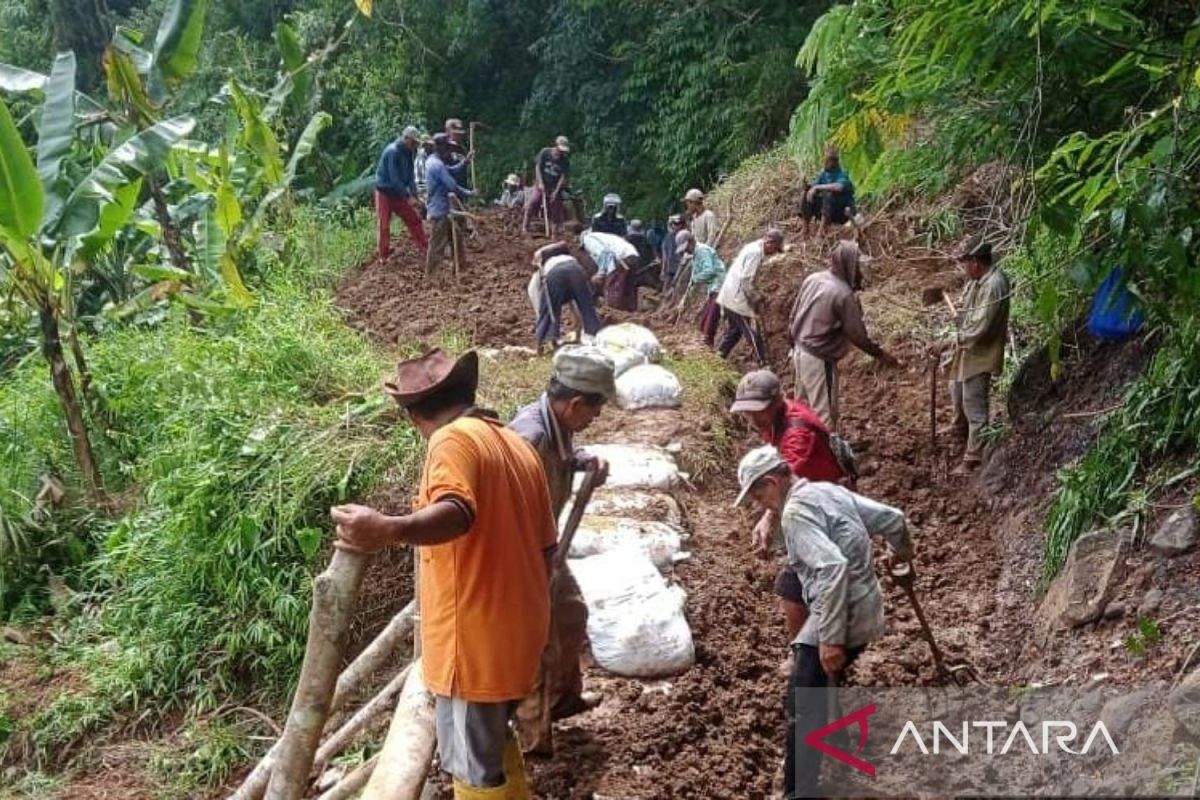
[734,445,915,799]
[332,349,555,799]
[509,346,616,755]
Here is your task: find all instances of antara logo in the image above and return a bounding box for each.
[805,704,1121,779]
[889,720,1120,756]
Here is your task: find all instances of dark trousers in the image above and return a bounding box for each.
[784,643,863,799]
[699,293,721,346]
[717,308,766,365]
[802,189,852,225]
[535,263,604,345]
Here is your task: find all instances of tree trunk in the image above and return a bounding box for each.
[38,303,104,507]
[360,659,436,800]
[264,548,369,800]
[49,0,112,92]
[148,177,190,271]
[313,662,412,774]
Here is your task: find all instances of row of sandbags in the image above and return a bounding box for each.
[565,442,696,679]
[593,324,683,411]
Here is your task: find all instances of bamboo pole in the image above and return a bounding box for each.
[264,548,370,800]
[360,659,437,800]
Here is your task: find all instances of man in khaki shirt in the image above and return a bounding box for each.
[934,236,1011,472]
[788,240,900,429]
[683,188,718,247]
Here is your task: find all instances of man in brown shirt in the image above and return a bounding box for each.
[789,239,900,429]
[933,236,1010,472]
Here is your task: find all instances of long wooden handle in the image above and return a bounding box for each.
[553,462,602,573]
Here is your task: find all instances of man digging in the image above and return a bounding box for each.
[509,346,615,755]
[735,445,915,799]
[332,349,555,799]
[424,134,474,278]
[527,242,604,354]
[373,125,428,261]
[789,239,901,430]
[523,136,571,235]
[729,370,846,648]
[716,227,785,365]
[931,235,1011,474]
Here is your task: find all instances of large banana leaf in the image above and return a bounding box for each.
[0,63,107,116]
[228,81,283,186]
[0,99,44,239]
[194,200,252,307]
[274,23,311,114]
[104,47,158,123]
[53,115,196,238]
[247,111,330,242]
[152,0,208,87]
[37,52,77,223]
[77,178,142,260]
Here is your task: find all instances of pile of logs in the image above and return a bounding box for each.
[228,550,435,800]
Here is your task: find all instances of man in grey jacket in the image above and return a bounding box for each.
[735,445,915,799]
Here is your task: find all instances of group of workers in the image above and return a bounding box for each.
[374,118,477,277]
[356,127,1014,797]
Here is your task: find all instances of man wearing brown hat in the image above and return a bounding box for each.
[332,349,555,798]
[730,370,845,650]
[789,239,901,430]
[509,346,615,755]
[932,235,1010,473]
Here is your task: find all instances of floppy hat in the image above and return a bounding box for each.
[383,349,479,408]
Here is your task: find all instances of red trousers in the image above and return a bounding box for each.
[375,190,427,259]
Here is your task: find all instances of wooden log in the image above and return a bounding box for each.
[265,548,370,800]
[316,755,379,800]
[330,601,415,712]
[313,663,414,774]
[229,601,415,800]
[360,658,437,800]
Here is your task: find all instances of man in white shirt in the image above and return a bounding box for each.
[683,188,718,247]
[579,225,641,312]
[716,228,783,364]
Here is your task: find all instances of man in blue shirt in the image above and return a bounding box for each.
[802,146,856,236]
[374,126,427,261]
[425,134,474,277]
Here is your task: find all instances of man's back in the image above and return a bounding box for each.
[418,415,557,702]
[790,269,858,360]
[766,399,843,483]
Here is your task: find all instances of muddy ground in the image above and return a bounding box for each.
[337,208,1198,798]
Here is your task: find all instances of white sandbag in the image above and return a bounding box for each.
[567,516,685,570]
[599,343,647,378]
[616,364,683,410]
[595,323,662,364]
[560,489,683,528]
[569,549,694,678]
[575,444,683,491]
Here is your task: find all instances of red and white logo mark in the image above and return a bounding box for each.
[803,703,878,778]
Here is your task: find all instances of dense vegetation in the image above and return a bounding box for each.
[0,0,1197,790]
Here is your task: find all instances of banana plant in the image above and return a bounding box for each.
[0,52,195,506]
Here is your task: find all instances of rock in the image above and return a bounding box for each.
[1101,688,1152,738]
[1,625,30,646]
[1149,507,1198,555]
[1137,587,1163,618]
[1102,602,1126,620]
[1168,668,1200,739]
[1038,528,1124,629]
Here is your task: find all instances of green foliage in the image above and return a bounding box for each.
[1124,616,1162,657]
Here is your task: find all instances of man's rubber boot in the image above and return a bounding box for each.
[451,779,508,799]
[502,737,532,800]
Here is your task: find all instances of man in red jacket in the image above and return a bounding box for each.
[730,369,844,642]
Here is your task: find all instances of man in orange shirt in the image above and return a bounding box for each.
[332,349,555,799]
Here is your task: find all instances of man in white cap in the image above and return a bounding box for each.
[499,174,526,209]
[524,135,572,234]
[683,188,718,247]
[716,227,785,365]
[578,223,642,312]
[734,444,914,799]
[509,346,615,755]
[789,239,901,429]
[590,193,628,237]
[374,125,428,261]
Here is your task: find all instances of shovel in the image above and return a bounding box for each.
[889,562,986,686]
[552,461,602,575]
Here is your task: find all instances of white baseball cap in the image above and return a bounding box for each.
[734,445,786,507]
